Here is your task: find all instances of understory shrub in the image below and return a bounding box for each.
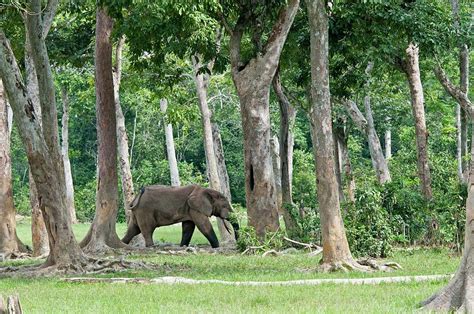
[344,187,394,258]
[236,227,286,253]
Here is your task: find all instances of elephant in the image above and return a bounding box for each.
[122,184,239,248]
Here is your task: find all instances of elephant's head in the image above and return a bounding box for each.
[189,188,239,240]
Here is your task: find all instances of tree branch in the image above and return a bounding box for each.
[434,65,472,115]
[342,99,368,134]
[261,0,300,66]
[42,0,58,38]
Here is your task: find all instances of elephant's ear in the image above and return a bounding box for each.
[187,188,213,217]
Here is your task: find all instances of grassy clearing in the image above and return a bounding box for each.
[2,221,458,313]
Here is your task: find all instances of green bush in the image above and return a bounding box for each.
[345,187,394,258]
[236,227,286,253]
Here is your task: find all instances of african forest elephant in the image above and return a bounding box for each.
[122,185,239,248]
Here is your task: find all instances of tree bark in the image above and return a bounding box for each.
[0,80,28,257]
[333,131,345,202]
[160,98,181,187]
[456,104,464,182]
[306,0,355,268]
[113,36,135,224]
[1,6,84,268]
[192,53,234,244]
[60,86,77,224]
[422,112,474,311]
[337,130,356,203]
[404,43,432,200]
[80,7,125,253]
[270,135,283,213]
[384,127,392,160]
[230,0,299,238]
[212,123,232,202]
[272,70,298,232]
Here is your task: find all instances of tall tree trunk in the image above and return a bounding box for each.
[80,7,125,253]
[0,80,28,257]
[270,135,283,213]
[272,70,298,232]
[306,0,357,269]
[230,0,299,238]
[60,86,77,224]
[422,112,474,311]
[404,43,432,200]
[385,127,392,160]
[160,98,181,187]
[192,53,234,245]
[212,123,232,201]
[113,36,135,224]
[25,34,49,257]
[456,104,464,182]
[1,0,85,267]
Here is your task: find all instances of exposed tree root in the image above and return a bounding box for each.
[421,253,473,312]
[319,258,402,273]
[0,256,158,278]
[61,274,452,286]
[0,251,33,261]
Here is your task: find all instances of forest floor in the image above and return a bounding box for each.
[0,221,460,313]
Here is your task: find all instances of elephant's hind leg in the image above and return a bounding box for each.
[122,219,141,244]
[190,211,219,248]
[180,221,196,246]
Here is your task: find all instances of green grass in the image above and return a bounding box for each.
[2,222,460,313]
[0,279,445,313]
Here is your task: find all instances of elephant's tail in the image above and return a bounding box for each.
[128,187,145,211]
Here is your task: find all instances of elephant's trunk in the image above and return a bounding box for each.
[230,220,240,241]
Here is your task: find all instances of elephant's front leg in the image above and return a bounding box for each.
[189,211,219,248]
[180,221,196,247]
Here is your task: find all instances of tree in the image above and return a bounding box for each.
[341,63,391,185]
[422,96,473,312]
[306,0,361,270]
[0,0,85,268]
[113,36,135,223]
[272,69,298,232]
[192,46,235,244]
[400,43,432,200]
[60,85,77,224]
[0,80,28,257]
[160,98,181,187]
[226,0,299,237]
[435,0,470,184]
[80,6,125,253]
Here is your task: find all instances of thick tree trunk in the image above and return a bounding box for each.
[270,135,283,213]
[422,113,474,311]
[80,7,125,253]
[307,0,355,268]
[212,123,232,201]
[272,70,298,232]
[60,86,77,224]
[404,43,433,200]
[230,0,299,238]
[160,98,181,187]
[1,9,85,267]
[0,80,28,256]
[113,36,135,224]
[192,54,234,244]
